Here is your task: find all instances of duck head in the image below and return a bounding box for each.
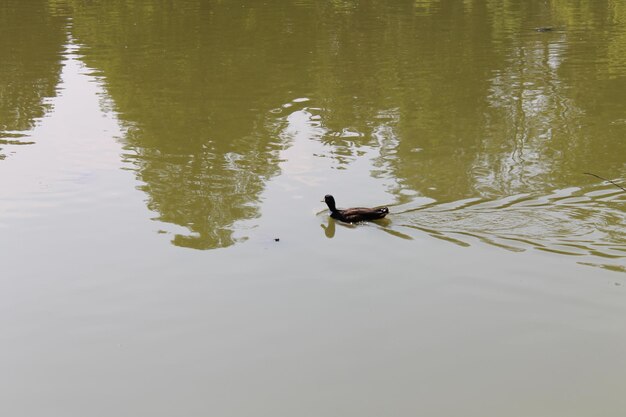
[324,195,337,212]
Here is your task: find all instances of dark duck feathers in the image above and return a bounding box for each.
[324,195,389,223]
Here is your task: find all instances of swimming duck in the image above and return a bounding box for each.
[324,195,389,223]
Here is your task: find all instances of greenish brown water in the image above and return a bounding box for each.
[1,1,626,416]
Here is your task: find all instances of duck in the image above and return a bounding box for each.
[324,195,389,223]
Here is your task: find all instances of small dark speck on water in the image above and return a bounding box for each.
[274,238,280,242]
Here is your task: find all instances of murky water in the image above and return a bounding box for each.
[1,1,626,416]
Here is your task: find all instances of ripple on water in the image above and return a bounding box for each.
[388,185,626,271]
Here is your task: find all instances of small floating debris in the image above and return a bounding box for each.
[535,27,554,32]
[584,172,626,192]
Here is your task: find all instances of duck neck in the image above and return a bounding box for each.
[325,197,337,213]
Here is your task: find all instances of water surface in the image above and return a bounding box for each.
[1,1,626,416]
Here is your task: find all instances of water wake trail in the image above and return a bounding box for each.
[388,184,626,272]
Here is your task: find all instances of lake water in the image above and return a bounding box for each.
[1,1,626,415]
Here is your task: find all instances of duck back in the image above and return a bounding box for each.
[324,195,389,223]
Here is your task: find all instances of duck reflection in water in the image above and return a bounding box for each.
[320,211,410,240]
[321,216,337,238]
